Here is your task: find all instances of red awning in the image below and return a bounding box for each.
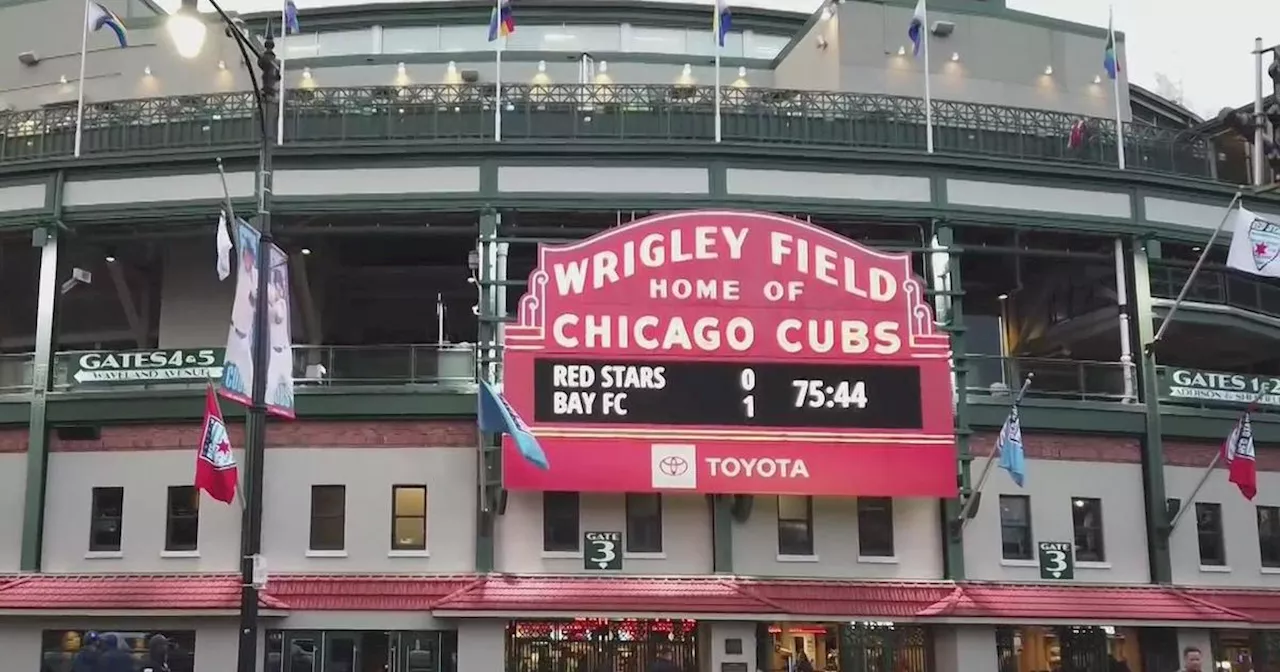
[1182,588,1280,624]
[0,574,286,611]
[432,575,781,615]
[0,573,1261,624]
[267,574,480,611]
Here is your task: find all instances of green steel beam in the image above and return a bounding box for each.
[475,208,499,573]
[1131,237,1173,584]
[938,223,969,581]
[20,215,62,571]
[712,495,734,574]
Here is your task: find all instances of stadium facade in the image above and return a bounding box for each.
[1,0,1279,671]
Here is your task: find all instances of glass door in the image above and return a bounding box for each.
[322,632,360,672]
[281,632,320,672]
[397,631,440,672]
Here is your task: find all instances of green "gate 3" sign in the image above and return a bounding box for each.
[61,348,224,387]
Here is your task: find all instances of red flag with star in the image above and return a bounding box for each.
[196,385,239,504]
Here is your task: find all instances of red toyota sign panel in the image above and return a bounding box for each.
[501,210,957,497]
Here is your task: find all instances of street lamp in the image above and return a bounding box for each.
[167,3,278,672]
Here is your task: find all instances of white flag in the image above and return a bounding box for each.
[215,211,233,281]
[1227,206,1280,278]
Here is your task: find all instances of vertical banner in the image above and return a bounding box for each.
[220,219,262,407]
[264,243,296,418]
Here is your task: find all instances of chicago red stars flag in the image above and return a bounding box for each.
[1227,207,1280,279]
[1223,411,1258,501]
[196,385,240,504]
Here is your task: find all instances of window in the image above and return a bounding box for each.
[1197,503,1226,566]
[309,485,346,552]
[165,486,199,552]
[543,492,580,552]
[391,485,428,551]
[1071,497,1105,562]
[777,495,814,556]
[999,495,1033,560]
[42,630,196,672]
[1259,506,1280,568]
[88,486,123,552]
[857,497,894,557]
[625,493,663,554]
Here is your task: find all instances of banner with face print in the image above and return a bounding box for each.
[219,220,296,419]
[263,242,296,419]
[219,219,261,408]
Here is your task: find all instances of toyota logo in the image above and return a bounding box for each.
[659,455,689,476]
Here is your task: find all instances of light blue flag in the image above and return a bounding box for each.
[478,380,550,470]
[997,404,1025,487]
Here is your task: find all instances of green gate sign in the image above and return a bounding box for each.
[583,531,623,571]
[1159,367,1280,408]
[1037,541,1075,580]
[62,348,225,387]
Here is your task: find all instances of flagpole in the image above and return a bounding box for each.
[1109,6,1125,169]
[1166,385,1268,532]
[1146,189,1244,352]
[921,0,934,154]
[494,34,504,142]
[957,373,1033,528]
[73,0,92,158]
[276,1,286,146]
[713,6,722,143]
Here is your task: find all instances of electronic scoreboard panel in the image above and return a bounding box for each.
[533,359,923,429]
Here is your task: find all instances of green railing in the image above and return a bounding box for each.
[966,354,1136,403]
[1149,261,1280,319]
[0,84,1215,179]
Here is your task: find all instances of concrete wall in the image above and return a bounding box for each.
[771,0,1129,118]
[963,458,1151,584]
[0,619,242,672]
[41,443,475,574]
[1167,466,1280,587]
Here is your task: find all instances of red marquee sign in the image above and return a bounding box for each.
[501,210,956,497]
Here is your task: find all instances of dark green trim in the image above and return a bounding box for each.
[291,51,774,71]
[1152,305,1280,341]
[44,387,476,424]
[712,495,733,574]
[967,398,1146,434]
[1131,238,1172,585]
[243,0,806,37]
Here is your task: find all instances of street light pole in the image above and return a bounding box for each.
[166,4,279,671]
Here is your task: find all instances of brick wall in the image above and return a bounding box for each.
[971,431,1141,463]
[48,420,476,452]
[0,428,27,453]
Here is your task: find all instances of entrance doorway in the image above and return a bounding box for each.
[265,630,457,672]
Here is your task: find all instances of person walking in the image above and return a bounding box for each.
[69,631,100,672]
[142,633,171,672]
[97,634,135,672]
[1176,646,1203,672]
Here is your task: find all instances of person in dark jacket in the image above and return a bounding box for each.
[98,634,135,672]
[70,631,101,672]
[650,647,680,672]
[143,634,171,672]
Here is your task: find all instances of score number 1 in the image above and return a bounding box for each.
[741,368,757,418]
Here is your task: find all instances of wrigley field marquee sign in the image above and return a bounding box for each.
[1159,367,1280,409]
[61,348,225,387]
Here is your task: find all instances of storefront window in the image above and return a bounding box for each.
[40,630,195,672]
[506,618,698,672]
[264,630,457,672]
[995,625,1142,672]
[763,622,930,672]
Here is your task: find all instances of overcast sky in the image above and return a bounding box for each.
[164,0,1279,117]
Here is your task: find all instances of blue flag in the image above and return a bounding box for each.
[997,404,1025,487]
[478,380,549,470]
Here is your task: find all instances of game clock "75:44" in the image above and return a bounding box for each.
[791,379,868,410]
